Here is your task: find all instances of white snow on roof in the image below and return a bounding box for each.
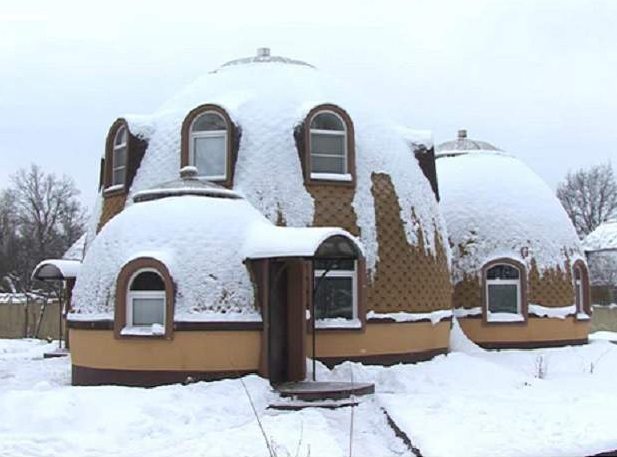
[33,259,81,280]
[436,151,583,281]
[119,56,446,274]
[63,234,86,261]
[72,195,362,317]
[583,220,617,251]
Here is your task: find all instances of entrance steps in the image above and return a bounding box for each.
[269,381,374,410]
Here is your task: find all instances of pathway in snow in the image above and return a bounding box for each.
[1,338,617,457]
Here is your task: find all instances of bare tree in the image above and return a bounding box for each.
[0,164,87,293]
[556,162,617,238]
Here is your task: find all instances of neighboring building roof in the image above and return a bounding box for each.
[63,234,86,261]
[71,193,361,319]
[583,220,617,252]
[436,133,583,281]
[115,49,444,274]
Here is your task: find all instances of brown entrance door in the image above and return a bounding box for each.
[267,259,307,385]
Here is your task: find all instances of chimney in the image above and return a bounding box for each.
[458,129,467,139]
[257,47,270,58]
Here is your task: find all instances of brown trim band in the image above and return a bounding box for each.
[478,338,588,350]
[318,348,448,368]
[68,320,263,331]
[366,316,453,324]
[72,365,255,387]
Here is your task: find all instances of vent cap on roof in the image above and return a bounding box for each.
[436,129,502,158]
[219,48,315,70]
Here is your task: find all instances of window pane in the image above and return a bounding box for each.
[314,259,355,271]
[574,267,581,281]
[130,271,165,291]
[315,236,357,259]
[192,112,227,131]
[311,133,345,157]
[114,127,127,146]
[487,264,519,280]
[311,156,346,174]
[314,277,353,319]
[311,112,344,131]
[488,284,518,313]
[132,297,165,326]
[112,168,125,186]
[113,147,126,168]
[194,136,226,178]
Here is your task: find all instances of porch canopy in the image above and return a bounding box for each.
[243,226,363,260]
[32,259,81,281]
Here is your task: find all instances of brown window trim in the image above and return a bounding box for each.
[102,118,148,196]
[103,119,130,194]
[572,259,591,317]
[481,258,528,326]
[114,257,175,340]
[307,257,366,332]
[299,103,356,188]
[180,104,239,189]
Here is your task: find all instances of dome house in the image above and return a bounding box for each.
[436,130,590,348]
[64,49,452,386]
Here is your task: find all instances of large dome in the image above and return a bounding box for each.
[116,48,447,273]
[436,132,583,281]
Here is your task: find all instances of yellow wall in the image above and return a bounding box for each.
[458,317,589,344]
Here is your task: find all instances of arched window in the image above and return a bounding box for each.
[573,261,589,315]
[112,126,128,186]
[309,111,347,177]
[485,262,524,319]
[189,111,228,181]
[126,269,166,329]
[313,236,362,325]
[301,104,355,184]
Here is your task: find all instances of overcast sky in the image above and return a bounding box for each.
[1,0,616,209]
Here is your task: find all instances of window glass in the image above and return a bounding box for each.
[314,259,355,271]
[311,112,344,131]
[194,136,226,178]
[113,168,125,187]
[130,271,165,290]
[311,133,345,157]
[192,112,226,131]
[314,276,354,319]
[488,284,518,313]
[311,155,346,174]
[487,264,519,280]
[132,297,165,326]
[113,148,126,168]
[114,126,127,146]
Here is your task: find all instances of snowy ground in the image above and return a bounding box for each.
[1,329,617,457]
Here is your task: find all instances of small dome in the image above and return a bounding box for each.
[436,129,501,157]
[133,166,242,202]
[218,47,314,70]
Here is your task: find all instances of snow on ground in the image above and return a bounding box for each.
[1,336,617,457]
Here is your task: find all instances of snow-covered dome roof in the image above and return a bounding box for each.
[219,47,314,69]
[436,129,501,157]
[435,135,583,281]
[72,194,360,318]
[583,220,617,252]
[117,48,445,273]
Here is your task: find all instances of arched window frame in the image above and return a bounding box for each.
[126,268,166,330]
[181,104,236,187]
[103,119,131,193]
[572,259,590,317]
[114,257,175,339]
[482,259,527,324]
[311,235,366,331]
[302,104,355,186]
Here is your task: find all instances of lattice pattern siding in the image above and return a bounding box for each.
[452,258,576,309]
[308,173,451,313]
[97,193,127,232]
